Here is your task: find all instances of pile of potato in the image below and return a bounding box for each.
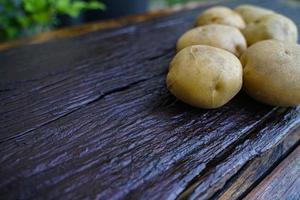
[166,4,300,108]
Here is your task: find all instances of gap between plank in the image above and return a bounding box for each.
[175,107,290,200]
[235,139,300,200]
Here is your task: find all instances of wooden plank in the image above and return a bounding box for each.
[178,126,300,200]
[1,0,227,142]
[213,127,300,200]
[0,77,299,199]
[0,0,300,199]
[0,11,190,141]
[245,145,300,200]
[1,0,299,145]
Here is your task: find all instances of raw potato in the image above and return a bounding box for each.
[242,14,298,46]
[167,45,243,109]
[241,40,300,106]
[235,4,274,24]
[176,24,247,57]
[196,6,246,29]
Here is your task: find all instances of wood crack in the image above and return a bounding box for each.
[0,88,12,93]
[0,74,163,144]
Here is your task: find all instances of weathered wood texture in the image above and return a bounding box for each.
[245,145,300,200]
[0,0,300,199]
[212,127,300,200]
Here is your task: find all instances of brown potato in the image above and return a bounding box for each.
[241,40,300,106]
[196,6,246,29]
[235,4,274,24]
[242,14,298,46]
[176,24,247,57]
[167,45,243,109]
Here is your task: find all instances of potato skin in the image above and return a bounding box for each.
[241,40,300,106]
[176,24,247,57]
[235,4,274,24]
[167,45,243,109]
[242,14,298,46]
[196,6,246,29]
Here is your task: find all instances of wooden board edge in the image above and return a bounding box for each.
[214,126,300,200]
[176,117,300,200]
[244,144,300,200]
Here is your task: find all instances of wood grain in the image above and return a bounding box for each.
[245,145,300,200]
[214,127,300,200]
[0,0,300,199]
[177,111,300,200]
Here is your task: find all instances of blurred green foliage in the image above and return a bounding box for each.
[164,0,200,5]
[0,0,105,41]
[150,0,207,10]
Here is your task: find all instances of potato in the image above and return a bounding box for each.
[241,40,300,106]
[167,45,243,109]
[242,14,298,46]
[235,4,274,24]
[176,24,247,57]
[196,6,246,29]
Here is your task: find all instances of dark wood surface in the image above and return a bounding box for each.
[0,0,300,199]
[245,145,300,200]
[212,127,300,200]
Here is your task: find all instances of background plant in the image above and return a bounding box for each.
[150,0,208,11]
[164,0,199,5]
[0,0,105,41]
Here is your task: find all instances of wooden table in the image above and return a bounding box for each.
[0,0,299,199]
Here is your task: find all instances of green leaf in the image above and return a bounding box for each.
[72,1,87,10]
[86,1,106,10]
[16,15,31,27]
[56,0,71,13]
[31,12,51,24]
[5,26,19,39]
[63,2,82,17]
[0,0,106,41]
[23,0,47,12]
[59,1,105,17]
